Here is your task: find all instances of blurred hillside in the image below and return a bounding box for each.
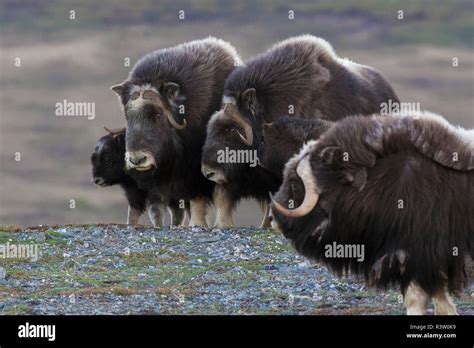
[0,0,473,226]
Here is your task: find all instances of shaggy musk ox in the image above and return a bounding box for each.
[271,111,474,315]
[111,38,242,226]
[202,34,399,227]
[261,117,333,182]
[90,127,186,226]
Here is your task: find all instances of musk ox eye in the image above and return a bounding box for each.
[130,92,140,100]
[103,157,113,165]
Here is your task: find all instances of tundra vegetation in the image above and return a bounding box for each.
[1,225,473,315]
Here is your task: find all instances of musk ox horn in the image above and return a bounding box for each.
[237,124,253,146]
[229,111,253,146]
[103,126,125,136]
[271,156,319,218]
[166,112,187,130]
[103,126,114,134]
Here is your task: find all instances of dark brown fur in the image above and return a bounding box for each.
[90,128,187,225]
[112,37,242,205]
[261,117,333,181]
[202,35,399,212]
[272,111,473,297]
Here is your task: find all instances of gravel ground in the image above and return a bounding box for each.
[0,225,472,315]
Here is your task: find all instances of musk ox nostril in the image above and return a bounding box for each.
[93,177,104,186]
[201,165,215,179]
[125,151,155,170]
[130,154,147,166]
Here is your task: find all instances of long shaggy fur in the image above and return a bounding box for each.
[261,117,333,181]
[115,37,242,203]
[203,35,399,211]
[130,37,242,130]
[224,34,399,125]
[273,111,473,297]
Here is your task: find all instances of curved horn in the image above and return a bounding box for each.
[103,126,114,134]
[166,112,187,130]
[231,113,253,146]
[271,156,319,218]
[103,126,125,136]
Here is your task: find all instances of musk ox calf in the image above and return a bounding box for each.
[111,37,242,226]
[91,127,186,226]
[271,111,473,315]
[202,34,399,227]
[261,117,332,182]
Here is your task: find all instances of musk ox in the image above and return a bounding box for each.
[91,127,186,226]
[201,34,399,227]
[271,111,473,315]
[111,37,242,226]
[261,117,333,182]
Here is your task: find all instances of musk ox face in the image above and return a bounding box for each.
[271,141,352,238]
[111,81,187,174]
[201,92,259,183]
[91,128,127,187]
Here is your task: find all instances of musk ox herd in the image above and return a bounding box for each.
[91,35,473,315]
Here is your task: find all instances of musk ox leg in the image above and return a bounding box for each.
[168,205,185,226]
[127,206,142,225]
[259,201,272,229]
[404,282,430,315]
[180,206,190,227]
[213,185,235,228]
[189,197,208,227]
[148,203,165,228]
[433,290,458,315]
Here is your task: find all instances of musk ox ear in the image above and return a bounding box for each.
[345,169,367,190]
[111,83,127,98]
[114,132,125,146]
[162,82,181,105]
[315,64,331,87]
[104,126,125,143]
[320,146,343,165]
[262,122,274,134]
[241,88,257,116]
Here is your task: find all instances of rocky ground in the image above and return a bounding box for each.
[0,224,472,315]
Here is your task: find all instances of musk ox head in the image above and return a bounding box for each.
[261,117,333,179]
[201,90,260,183]
[91,127,127,187]
[111,81,187,173]
[270,139,365,241]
